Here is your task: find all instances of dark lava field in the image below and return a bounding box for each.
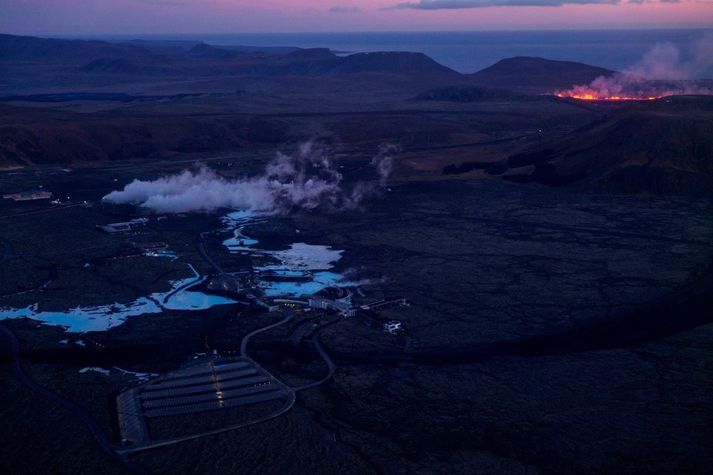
[1,33,713,475]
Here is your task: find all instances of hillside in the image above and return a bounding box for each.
[490,96,713,195]
[187,42,242,60]
[329,52,455,75]
[0,34,454,78]
[471,56,614,92]
[0,105,290,167]
[0,33,155,63]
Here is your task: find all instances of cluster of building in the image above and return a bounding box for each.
[206,274,241,295]
[266,293,408,330]
[2,189,52,201]
[130,241,177,260]
[307,296,357,317]
[303,295,409,334]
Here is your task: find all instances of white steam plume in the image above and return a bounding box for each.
[103,142,398,214]
[557,32,713,99]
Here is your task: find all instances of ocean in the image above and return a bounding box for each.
[99,29,713,75]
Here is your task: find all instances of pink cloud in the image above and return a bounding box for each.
[0,0,709,34]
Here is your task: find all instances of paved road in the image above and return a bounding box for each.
[196,233,224,275]
[0,322,151,474]
[241,311,295,357]
[161,264,201,305]
[294,322,339,392]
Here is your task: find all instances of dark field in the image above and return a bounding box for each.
[2,32,713,475]
[2,162,713,474]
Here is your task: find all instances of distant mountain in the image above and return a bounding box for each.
[330,52,455,75]
[3,35,623,86]
[273,51,456,76]
[471,57,614,92]
[119,39,300,56]
[249,50,455,76]
[258,48,338,74]
[0,34,456,82]
[491,96,713,195]
[186,42,240,60]
[0,33,154,63]
[282,48,336,62]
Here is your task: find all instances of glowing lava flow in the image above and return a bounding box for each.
[554,92,662,101]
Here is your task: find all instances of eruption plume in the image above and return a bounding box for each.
[556,32,713,101]
[103,142,398,214]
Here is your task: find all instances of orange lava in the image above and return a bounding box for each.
[554,92,662,101]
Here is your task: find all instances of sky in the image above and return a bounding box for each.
[0,0,711,35]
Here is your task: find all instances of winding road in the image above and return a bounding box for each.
[294,322,338,392]
[240,311,295,356]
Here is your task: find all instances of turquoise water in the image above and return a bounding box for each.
[222,229,259,250]
[262,271,345,297]
[222,211,351,298]
[0,265,236,333]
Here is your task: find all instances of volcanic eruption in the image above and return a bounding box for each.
[555,33,713,101]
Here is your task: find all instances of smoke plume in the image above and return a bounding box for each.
[339,266,388,287]
[103,142,398,214]
[557,32,713,99]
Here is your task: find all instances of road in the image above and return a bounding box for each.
[241,311,295,356]
[238,309,340,392]
[161,264,201,305]
[294,322,338,392]
[197,232,224,275]
[238,309,341,392]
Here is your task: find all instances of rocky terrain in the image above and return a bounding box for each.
[489,96,713,195]
[1,32,713,475]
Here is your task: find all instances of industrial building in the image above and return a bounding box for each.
[96,218,148,234]
[308,297,357,317]
[116,357,290,448]
[383,320,403,334]
[360,297,408,312]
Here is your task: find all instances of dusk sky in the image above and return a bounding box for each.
[0,0,711,35]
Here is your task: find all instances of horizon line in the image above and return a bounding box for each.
[6,25,713,39]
